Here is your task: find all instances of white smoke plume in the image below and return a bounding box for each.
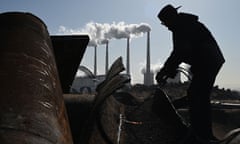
[140,60,163,74]
[58,21,151,47]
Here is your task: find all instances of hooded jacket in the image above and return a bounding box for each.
[163,13,225,74]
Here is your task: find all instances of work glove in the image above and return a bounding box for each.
[156,67,177,85]
[166,68,177,78]
[155,68,168,85]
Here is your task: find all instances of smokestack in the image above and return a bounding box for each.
[144,31,153,85]
[94,46,97,75]
[146,31,150,77]
[126,37,130,75]
[105,41,109,74]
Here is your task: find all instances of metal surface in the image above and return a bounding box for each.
[51,35,89,93]
[81,57,129,144]
[0,12,72,144]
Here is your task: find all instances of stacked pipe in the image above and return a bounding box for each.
[0,12,72,144]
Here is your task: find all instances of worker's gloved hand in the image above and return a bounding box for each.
[155,68,168,86]
[167,68,177,78]
[156,67,177,85]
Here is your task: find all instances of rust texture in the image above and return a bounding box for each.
[0,12,73,144]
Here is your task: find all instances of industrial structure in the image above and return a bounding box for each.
[143,31,154,86]
[71,26,181,93]
[70,65,106,94]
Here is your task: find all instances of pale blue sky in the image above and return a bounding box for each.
[1,0,240,90]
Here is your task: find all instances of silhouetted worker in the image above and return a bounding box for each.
[155,4,225,144]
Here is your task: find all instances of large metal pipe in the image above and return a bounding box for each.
[0,12,73,144]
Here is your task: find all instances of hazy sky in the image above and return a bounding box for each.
[1,0,240,90]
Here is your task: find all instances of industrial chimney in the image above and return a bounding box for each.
[105,41,109,74]
[144,31,154,85]
[94,46,97,75]
[126,37,130,75]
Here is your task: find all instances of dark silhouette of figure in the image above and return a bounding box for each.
[155,4,225,143]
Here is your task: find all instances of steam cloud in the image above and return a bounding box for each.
[58,22,151,47]
[140,60,163,74]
